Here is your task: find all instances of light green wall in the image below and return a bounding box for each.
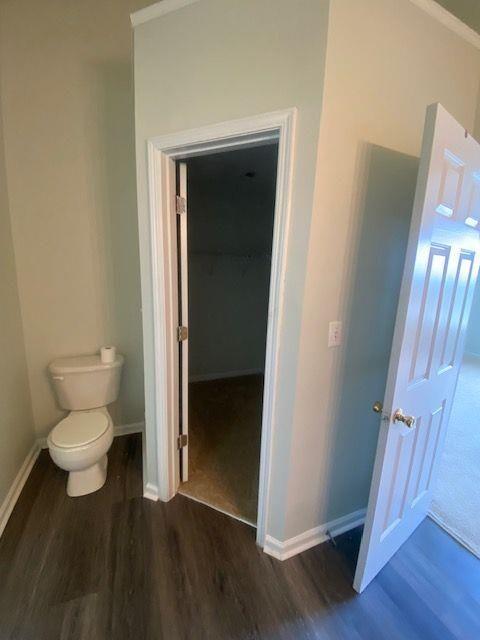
[0,0,152,435]
[0,65,35,510]
[134,0,330,535]
[187,146,277,380]
[435,0,480,33]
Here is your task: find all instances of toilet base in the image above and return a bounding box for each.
[67,455,108,497]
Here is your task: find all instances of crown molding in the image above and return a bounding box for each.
[409,0,480,50]
[131,0,480,48]
[131,0,200,28]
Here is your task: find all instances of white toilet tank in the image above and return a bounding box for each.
[49,353,124,410]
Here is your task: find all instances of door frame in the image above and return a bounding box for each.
[143,108,296,546]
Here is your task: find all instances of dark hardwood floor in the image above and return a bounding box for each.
[0,434,479,639]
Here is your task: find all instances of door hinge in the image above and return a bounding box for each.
[177,325,188,342]
[177,434,188,449]
[176,195,186,215]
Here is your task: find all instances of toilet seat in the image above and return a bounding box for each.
[50,411,109,449]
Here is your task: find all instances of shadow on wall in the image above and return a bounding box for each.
[87,61,144,426]
[325,144,419,522]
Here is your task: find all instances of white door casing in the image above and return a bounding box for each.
[178,162,189,482]
[354,104,480,593]
[143,109,296,547]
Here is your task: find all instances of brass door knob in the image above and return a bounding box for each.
[372,401,383,414]
[393,409,416,428]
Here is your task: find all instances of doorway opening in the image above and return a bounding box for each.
[176,144,278,526]
[143,109,295,547]
[430,276,480,559]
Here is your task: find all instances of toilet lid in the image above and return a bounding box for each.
[50,412,109,448]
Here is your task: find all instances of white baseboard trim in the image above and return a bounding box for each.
[144,482,159,501]
[114,421,145,437]
[0,443,40,538]
[189,369,263,383]
[328,507,367,538]
[264,508,366,561]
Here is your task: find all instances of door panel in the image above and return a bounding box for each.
[408,243,448,385]
[354,104,480,593]
[435,149,464,218]
[439,251,475,370]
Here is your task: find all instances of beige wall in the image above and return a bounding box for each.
[286,0,480,537]
[0,61,35,508]
[0,0,151,436]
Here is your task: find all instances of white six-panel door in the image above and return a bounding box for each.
[354,104,480,593]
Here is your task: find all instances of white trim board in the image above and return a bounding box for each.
[409,0,480,50]
[113,421,145,437]
[0,443,40,538]
[189,368,263,383]
[144,482,160,501]
[142,108,296,550]
[131,0,200,27]
[264,508,366,561]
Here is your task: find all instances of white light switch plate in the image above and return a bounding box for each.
[328,321,342,347]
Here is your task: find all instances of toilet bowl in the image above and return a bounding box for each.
[47,408,114,497]
[47,352,123,497]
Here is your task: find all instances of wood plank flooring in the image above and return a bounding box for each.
[0,434,479,639]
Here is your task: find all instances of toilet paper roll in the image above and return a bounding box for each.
[100,346,116,364]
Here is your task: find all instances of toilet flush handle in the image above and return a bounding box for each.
[52,375,64,381]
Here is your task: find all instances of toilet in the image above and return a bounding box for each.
[47,353,124,497]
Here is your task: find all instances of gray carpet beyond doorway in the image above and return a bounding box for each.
[179,375,263,525]
[430,354,480,559]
